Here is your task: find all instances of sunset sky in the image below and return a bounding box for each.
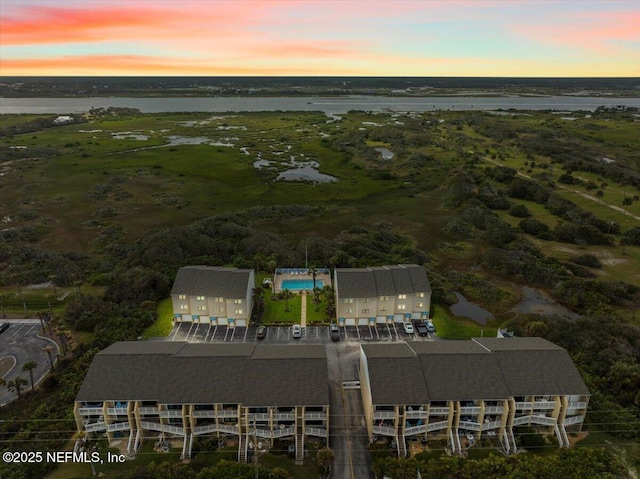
[1,0,638,77]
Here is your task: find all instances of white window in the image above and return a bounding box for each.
[362,308,370,314]
[362,298,370,303]
[417,302,423,308]
[178,294,187,300]
[345,308,353,314]
[196,295,205,301]
[233,299,243,304]
[180,304,188,310]
[398,304,406,310]
[197,306,206,311]
[344,298,353,304]
[380,306,387,312]
[398,294,407,299]
[417,292,425,298]
[380,296,388,301]
[234,309,243,315]
[214,297,224,302]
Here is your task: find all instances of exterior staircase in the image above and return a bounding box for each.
[238,433,248,463]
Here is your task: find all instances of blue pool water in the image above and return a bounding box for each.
[281,279,324,291]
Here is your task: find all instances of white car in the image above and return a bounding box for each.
[292,324,302,338]
[402,322,414,334]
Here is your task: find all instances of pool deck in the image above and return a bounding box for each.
[274,270,331,294]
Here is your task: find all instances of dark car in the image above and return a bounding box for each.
[256,325,266,339]
[330,323,340,341]
[0,322,9,335]
[413,320,428,336]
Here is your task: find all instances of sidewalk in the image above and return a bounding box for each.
[300,292,307,328]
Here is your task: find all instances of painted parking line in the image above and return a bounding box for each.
[23,324,37,336]
[10,324,26,336]
[209,325,217,342]
[203,324,212,342]
[391,323,399,340]
[223,327,230,341]
[243,327,249,342]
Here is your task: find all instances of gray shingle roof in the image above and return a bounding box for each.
[170,266,252,298]
[76,342,329,406]
[362,338,588,405]
[335,264,431,298]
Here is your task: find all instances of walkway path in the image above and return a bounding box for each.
[300,292,307,328]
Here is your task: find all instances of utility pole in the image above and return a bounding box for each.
[253,417,258,479]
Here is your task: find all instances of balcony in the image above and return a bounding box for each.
[459,407,481,415]
[107,407,128,416]
[78,407,103,416]
[85,421,107,432]
[192,410,217,418]
[512,416,530,426]
[427,420,449,432]
[429,407,450,415]
[252,428,272,439]
[273,426,295,438]
[107,422,130,432]
[529,415,556,426]
[138,407,158,415]
[563,415,584,426]
[458,421,481,431]
[305,412,326,420]
[217,409,238,418]
[484,406,504,414]
[248,413,270,421]
[515,402,533,410]
[193,423,239,436]
[567,401,587,410]
[306,426,328,438]
[406,410,428,419]
[273,412,295,421]
[373,411,396,420]
[482,420,502,431]
[405,424,427,436]
[160,410,183,419]
[532,401,556,410]
[372,425,396,436]
[140,421,185,436]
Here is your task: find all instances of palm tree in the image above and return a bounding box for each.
[22,361,38,392]
[282,289,293,313]
[42,345,55,372]
[316,447,335,477]
[7,377,28,400]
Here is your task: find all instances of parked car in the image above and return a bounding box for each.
[402,322,414,334]
[330,323,340,341]
[291,324,302,338]
[413,320,428,336]
[256,325,266,339]
[0,322,9,335]
[424,320,435,333]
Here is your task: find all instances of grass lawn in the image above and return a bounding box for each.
[258,451,320,479]
[431,305,499,340]
[263,290,302,324]
[142,297,174,339]
[306,295,329,323]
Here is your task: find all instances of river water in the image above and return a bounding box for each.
[1,95,639,115]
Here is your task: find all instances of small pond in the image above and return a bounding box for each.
[449,292,494,325]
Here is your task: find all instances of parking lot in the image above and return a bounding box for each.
[165,321,436,344]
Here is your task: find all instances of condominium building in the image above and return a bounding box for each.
[359,338,589,457]
[75,342,329,463]
[171,266,255,327]
[334,264,431,326]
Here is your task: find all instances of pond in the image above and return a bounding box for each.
[449,292,494,325]
[510,287,580,321]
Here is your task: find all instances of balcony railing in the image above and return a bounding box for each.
[192,410,217,418]
[140,421,185,436]
[427,420,449,432]
[217,410,238,417]
[107,407,128,415]
[405,424,427,436]
[160,410,183,418]
[372,425,396,436]
[138,407,158,415]
[218,424,239,435]
[529,415,556,426]
[78,407,103,415]
[567,401,587,410]
[252,428,272,439]
[563,415,584,426]
[273,413,295,421]
[107,422,130,432]
[482,420,502,431]
[458,421,481,431]
[515,402,533,410]
[429,407,450,415]
[85,422,107,432]
[406,410,428,419]
[513,416,530,426]
[532,401,556,410]
[272,427,295,438]
[485,406,504,414]
[248,413,270,421]
[373,411,396,420]
[305,412,326,420]
[306,426,328,438]
[459,407,481,414]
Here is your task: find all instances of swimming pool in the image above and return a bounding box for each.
[281,279,324,291]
